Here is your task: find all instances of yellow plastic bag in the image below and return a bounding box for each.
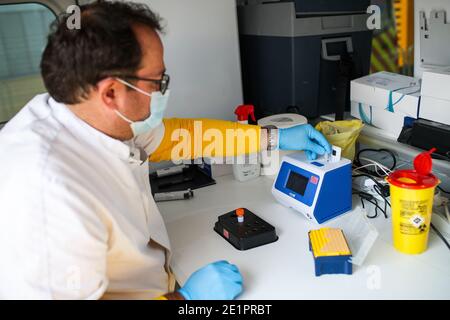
[315,120,364,160]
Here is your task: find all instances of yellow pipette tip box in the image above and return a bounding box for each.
[308,228,352,276]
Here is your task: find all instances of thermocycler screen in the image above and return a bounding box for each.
[286,171,308,196]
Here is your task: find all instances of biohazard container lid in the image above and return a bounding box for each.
[387,148,439,190]
[387,170,439,189]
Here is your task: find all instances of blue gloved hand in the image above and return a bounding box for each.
[178,260,243,300]
[279,124,332,160]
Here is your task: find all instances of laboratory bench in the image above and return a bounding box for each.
[157,174,450,300]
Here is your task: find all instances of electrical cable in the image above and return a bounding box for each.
[373,185,389,218]
[430,223,450,251]
[373,184,391,207]
[353,190,387,219]
[356,148,397,172]
[356,158,392,176]
[354,149,397,179]
[352,173,390,219]
[352,173,385,189]
[353,163,390,175]
[437,186,450,195]
[365,198,386,219]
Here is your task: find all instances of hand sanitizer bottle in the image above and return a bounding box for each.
[232,105,261,182]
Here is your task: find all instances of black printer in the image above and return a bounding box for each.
[238,0,373,120]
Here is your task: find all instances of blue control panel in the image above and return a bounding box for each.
[274,161,320,207]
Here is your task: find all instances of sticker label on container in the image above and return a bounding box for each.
[399,199,429,235]
[410,215,425,228]
[223,229,229,239]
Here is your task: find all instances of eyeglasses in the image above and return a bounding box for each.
[121,73,170,95]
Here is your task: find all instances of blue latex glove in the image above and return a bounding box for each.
[279,124,332,160]
[178,260,243,300]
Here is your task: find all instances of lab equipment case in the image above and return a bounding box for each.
[237,0,373,120]
[214,208,278,250]
[149,164,215,195]
[272,151,352,224]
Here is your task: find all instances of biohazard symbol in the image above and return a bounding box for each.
[418,224,427,233]
[410,215,426,232]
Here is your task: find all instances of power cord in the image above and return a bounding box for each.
[353,190,388,219]
[373,184,390,217]
[355,148,397,177]
[352,173,386,189]
[352,170,391,219]
[430,223,450,250]
[437,186,450,195]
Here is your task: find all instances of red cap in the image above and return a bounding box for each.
[387,170,439,189]
[234,105,256,122]
[235,208,245,217]
[387,148,439,189]
[414,148,436,176]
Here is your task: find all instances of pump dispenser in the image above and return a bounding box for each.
[232,104,260,182]
[235,105,256,124]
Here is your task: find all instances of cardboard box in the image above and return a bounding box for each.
[420,95,450,125]
[351,101,407,138]
[421,69,450,101]
[350,71,421,118]
[420,69,450,125]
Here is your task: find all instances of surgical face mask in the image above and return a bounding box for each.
[115,78,170,137]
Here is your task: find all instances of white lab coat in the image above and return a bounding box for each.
[0,94,176,299]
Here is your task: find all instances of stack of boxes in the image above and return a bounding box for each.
[350,71,421,138]
[420,69,450,126]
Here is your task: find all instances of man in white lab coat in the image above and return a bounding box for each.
[0,1,331,300]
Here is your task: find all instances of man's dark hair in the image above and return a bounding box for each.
[40,0,164,104]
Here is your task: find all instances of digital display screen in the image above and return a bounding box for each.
[286,171,309,196]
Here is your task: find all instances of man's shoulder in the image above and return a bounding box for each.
[0,94,89,180]
[1,93,59,143]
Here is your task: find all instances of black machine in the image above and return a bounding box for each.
[237,0,373,120]
[398,118,450,159]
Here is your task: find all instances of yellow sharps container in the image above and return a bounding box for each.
[387,148,440,254]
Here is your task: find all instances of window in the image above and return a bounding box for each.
[0,3,55,124]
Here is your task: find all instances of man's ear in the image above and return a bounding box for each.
[96,78,124,111]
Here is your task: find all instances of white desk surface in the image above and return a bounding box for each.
[157,174,450,299]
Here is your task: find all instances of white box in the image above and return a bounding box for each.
[421,69,450,101]
[351,101,408,138]
[350,71,421,118]
[420,95,450,125]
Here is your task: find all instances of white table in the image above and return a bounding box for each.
[157,175,450,299]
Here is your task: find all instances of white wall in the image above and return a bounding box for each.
[414,0,450,78]
[137,0,243,120]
